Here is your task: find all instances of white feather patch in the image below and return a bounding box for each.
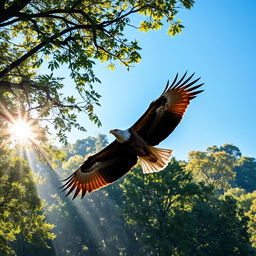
[139,147,173,174]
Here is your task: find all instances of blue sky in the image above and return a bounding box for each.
[60,0,256,160]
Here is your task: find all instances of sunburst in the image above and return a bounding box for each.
[9,118,36,145]
[0,103,55,169]
[7,116,52,167]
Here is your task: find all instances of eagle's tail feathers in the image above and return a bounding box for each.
[138,147,172,174]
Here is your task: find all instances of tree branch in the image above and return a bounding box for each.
[0,17,21,27]
[0,0,31,23]
[17,11,79,26]
[0,5,149,78]
[0,24,97,79]
[0,0,5,10]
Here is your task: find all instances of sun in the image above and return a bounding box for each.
[9,119,35,145]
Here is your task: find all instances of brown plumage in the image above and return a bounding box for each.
[61,141,137,199]
[61,72,204,199]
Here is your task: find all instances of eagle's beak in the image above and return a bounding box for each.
[109,130,114,135]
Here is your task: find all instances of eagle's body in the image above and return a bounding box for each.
[110,129,172,173]
[62,73,204,199]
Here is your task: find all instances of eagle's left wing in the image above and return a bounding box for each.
[61,140,137,199]
[130,72,204,146]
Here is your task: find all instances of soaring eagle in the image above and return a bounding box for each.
[61,72,203,199]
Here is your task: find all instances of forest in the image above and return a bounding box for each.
[0,135,256,255]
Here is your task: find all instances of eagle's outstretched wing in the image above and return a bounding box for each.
[61,140,137,199]
[130,72,204,145]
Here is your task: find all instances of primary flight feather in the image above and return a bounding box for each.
[61,72,204,199]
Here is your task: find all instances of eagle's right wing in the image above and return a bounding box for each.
[131,72,204,145]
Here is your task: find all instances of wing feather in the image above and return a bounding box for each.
[131,73,204,145]
[61,140,137,199]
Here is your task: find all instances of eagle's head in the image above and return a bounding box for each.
[109,129,131,143]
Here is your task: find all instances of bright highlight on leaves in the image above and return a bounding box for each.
[9,119,35,145]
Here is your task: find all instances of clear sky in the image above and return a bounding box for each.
[60,0,256,160]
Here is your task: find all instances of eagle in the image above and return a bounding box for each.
[61,72,203,199]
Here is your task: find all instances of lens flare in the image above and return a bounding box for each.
[9,119,35,144]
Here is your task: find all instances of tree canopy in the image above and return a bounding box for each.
[0,0,195,143]
[1,136,256,255]
[0,144,55,255]
[234,157,256,192]
[186,146,236,192]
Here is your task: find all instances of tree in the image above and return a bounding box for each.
[62,154,84,173]
[5,138,253,255]
[223,188,256,250]
[179,196,254,255]
[207,144,242,159]
[64,134,108,158]
[233,156,256,192]
[0,0,195,142]
[32,139,131,256]
[0,145,55,255]
[95,134,108,152]
[202,144,256,192]
[186,146,236,191]
[247,199,256,248]
[117,159,254,255]
[65,137,97,158]
[224,188,256,211]
[118,159,211,256]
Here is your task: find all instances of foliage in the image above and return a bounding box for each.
[180,196,254,255]
[118,159,211,255]
[205,144,256,192]
[186,146,236,192]
[0,0,195,143]
[34,165,131,256]
[61,134,108,174]
[247,200,256,247]
[0,145,55,255]
[224,188,256,211]
[223,188,256,249]
[118,159,254,255]
[64,134,108,158]
[62,154,84,173]
[233,156,256,192]
[1,136,256,255]
[207,143,242,159]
